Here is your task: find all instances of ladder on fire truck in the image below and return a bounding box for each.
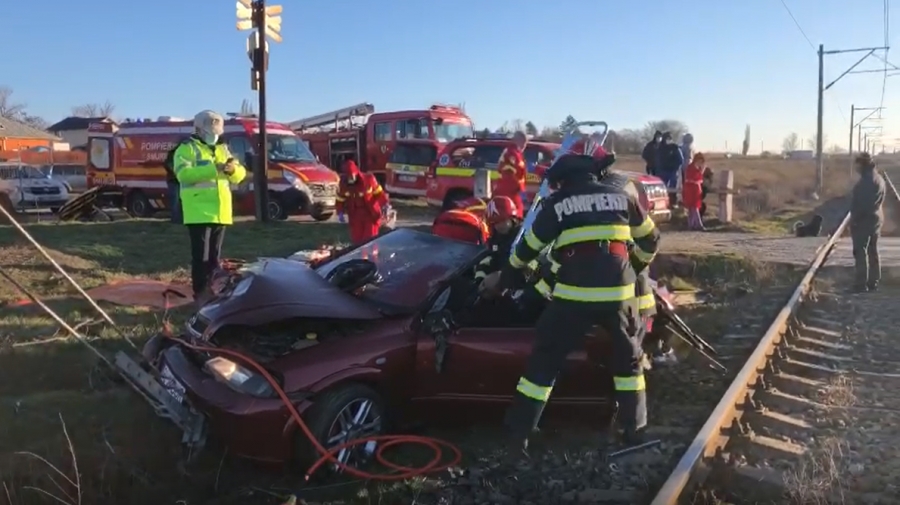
[288,102,375,133]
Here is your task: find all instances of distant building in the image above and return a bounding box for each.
[47,116,116,149]
[0,116,61,151]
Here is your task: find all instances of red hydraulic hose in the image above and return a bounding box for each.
[162,332,462,481]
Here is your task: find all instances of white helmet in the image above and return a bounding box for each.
[193,110,225,141]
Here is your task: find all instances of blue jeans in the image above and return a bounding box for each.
[167,181,182,224]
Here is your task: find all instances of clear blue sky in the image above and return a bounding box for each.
[2,0,897,152]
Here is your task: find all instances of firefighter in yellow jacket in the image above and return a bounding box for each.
[172,110,247,301]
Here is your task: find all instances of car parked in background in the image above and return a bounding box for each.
[0,162,70,212]
[42,164,87,193]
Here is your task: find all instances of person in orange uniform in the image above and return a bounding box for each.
[432,206,490,245]
[335,160,391,245]
[495,131,528,217]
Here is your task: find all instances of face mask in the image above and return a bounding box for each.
[202,133,219,145]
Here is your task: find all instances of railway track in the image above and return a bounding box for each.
[647,172,900,505]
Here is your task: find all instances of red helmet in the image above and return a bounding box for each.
[432,209,489,245]
[566,133,608,159]
[342,159,361,178]
[485,196,517,225]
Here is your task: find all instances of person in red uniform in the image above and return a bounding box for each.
[682,152,706,230]
[335,160,390,245]
[432,207,490,245]
[495,131,528,217]
[453,196,488,216]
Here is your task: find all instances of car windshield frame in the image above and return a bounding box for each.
[434,120,474,143]
[13,165,47,179]
[257,133,318,163]
[314,229,482,313]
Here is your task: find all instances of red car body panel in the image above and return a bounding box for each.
[157,230,631,464]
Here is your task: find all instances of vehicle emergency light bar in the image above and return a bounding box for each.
[287,102,375,131]
[511,119,609,253]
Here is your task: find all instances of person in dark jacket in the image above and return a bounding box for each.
[641,131,663,176]
[655,132,684,208]
[850,153,886,292]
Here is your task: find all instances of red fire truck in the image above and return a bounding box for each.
[85,116,340,220]
[290,103,474,197]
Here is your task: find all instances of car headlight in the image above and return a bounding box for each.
[204,357,276,397]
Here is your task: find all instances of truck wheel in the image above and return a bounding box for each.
[310,210,334,222]
[442,189,472,211]
[267,194,288,220]
[126,191,153,218]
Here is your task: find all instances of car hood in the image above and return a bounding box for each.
[276,161,339,183]
[198,258,382,326]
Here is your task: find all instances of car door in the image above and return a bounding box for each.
[412,288,609,409]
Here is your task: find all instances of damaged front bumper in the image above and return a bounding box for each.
[114,338,207,451]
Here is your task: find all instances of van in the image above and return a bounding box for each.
[0,162,71,212]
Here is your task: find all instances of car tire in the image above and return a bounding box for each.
[294,383,386,472]
[126,191,153,218]
[267,193,288,221]
[442,188,472,211]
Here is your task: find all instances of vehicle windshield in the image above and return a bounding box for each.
[434,121,474,143]
[13,165,47,179]
[264,134,317,163]
[315,229,481,311]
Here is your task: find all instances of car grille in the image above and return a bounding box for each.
[309,183,338,197]
[28,187,61,195]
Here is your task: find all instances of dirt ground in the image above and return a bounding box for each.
[0,155,889,504]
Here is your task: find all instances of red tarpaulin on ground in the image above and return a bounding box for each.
[85,280,193,309]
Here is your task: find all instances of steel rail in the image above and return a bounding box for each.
[649,209,853,505]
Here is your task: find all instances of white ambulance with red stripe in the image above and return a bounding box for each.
[85,116,340,220]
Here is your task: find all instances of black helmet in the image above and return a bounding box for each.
[545,154,597,187]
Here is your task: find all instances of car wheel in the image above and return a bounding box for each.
[126,191,153,218]
[295,383,386,472]
[267,194,288,220]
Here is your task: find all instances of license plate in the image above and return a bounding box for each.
[398,175,418,183]
[92,173,115,185]
[160,365,186,404]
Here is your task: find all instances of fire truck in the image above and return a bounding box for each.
[290,102,474,197]
[85,116,340,220]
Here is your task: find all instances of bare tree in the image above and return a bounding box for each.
[0,86,27,119]
[524,121,538,136]
[643,119,689,142]
[782,132,799,153]
[71,100,116,118]
[0,86,48,129]
[607,129,645,154]
[539,126,562,141]
[804,133,828,151]
[508,119,525,133]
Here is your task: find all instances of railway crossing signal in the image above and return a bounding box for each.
[235,0,284,222]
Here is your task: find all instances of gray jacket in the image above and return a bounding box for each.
[850,168,886,234]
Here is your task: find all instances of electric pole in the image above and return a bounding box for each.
[237,0,283,222]
[816,44,888,193]
[848,105,885,174]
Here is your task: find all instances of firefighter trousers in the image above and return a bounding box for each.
[504,298,646,440]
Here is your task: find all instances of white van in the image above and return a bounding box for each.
[0,162,71,212]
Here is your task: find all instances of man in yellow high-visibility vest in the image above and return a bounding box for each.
[172,110,247,302]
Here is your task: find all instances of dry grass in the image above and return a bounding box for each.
[782,437,849,505]
[614,154,858,234]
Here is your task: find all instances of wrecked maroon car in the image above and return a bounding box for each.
[148,228,682,467]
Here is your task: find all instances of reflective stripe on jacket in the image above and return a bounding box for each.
[173,137,247,225]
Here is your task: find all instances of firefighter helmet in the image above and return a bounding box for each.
[566,132,608,159]
[485,196,517,225]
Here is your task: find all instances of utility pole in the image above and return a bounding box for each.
[849,105,885,174]
[816,44,888,193]
[237,0,283,222]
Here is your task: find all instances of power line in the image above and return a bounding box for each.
[779,0,816,50]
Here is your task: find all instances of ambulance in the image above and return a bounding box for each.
[85,115,340,220]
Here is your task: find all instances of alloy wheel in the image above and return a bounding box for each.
[325,398,382,471]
